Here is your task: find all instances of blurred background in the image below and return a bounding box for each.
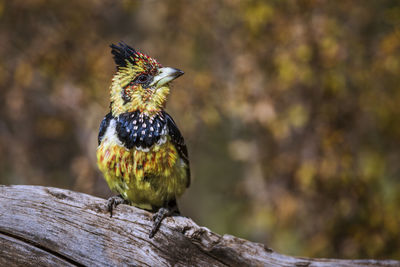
[1,0,400,259]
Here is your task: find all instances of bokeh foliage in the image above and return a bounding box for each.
[1,0,399,259]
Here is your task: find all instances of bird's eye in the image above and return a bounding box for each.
[136,74,149,84]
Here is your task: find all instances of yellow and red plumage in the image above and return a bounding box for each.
[96,42,190,237]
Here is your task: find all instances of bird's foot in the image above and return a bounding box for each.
[106,195,128,217]
[149,203,179,238]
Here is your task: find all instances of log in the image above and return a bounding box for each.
[0,185,398,267]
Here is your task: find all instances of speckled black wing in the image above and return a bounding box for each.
[163,111,191,188]
[98,112,113,145]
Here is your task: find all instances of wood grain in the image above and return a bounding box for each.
[0,185,398,266]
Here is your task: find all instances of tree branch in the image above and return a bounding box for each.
[0,185,398,266]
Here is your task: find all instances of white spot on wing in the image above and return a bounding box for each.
[157,136,167,146]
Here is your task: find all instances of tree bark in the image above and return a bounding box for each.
[0,185,398,267]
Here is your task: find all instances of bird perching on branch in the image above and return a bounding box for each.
[96,42,190,238]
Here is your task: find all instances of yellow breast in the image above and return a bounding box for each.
[97,136,188,208]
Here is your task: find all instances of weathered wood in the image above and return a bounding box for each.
[0,185,398,267]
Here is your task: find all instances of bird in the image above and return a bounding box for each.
[96,42,190,238]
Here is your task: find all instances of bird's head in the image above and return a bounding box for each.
[109,42,184,116]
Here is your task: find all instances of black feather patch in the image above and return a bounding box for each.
[98,112,113,145]
[116,111,167,149]
[110,42,137,68]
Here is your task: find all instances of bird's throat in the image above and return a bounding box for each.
[110,81,170,117]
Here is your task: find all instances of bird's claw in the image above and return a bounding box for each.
[106,195,128,217]
[149,207,170,238]
[149,204,182,238]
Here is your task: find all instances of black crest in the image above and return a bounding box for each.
[110,42,136,68]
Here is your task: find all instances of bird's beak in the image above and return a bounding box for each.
[150,67,184,88]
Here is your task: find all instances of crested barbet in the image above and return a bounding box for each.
[96,42,190,238]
